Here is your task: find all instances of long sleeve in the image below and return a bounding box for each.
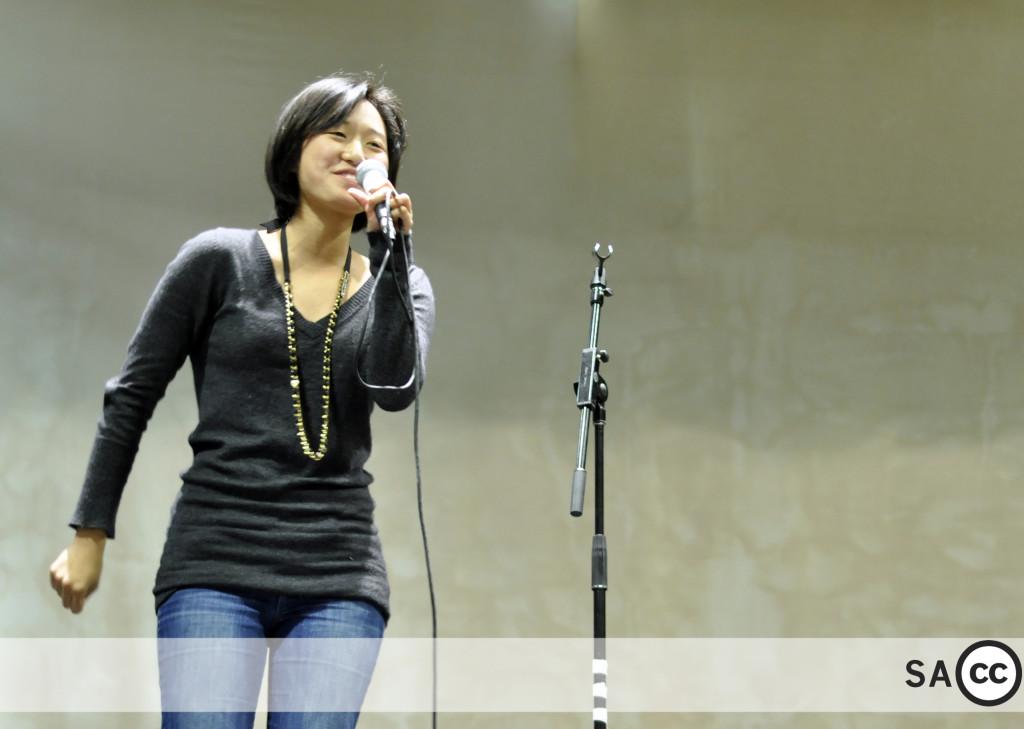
[361,228,436,411]
[68,233,223,539]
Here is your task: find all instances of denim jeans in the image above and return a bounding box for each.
[157,587,385,729]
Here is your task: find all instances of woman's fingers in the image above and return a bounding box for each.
[347,183,413,232]
[347,186,380,230]
[49,556,63,593]
[49,543,103,614]
[391,193,413,230]
[50,553,69,606]
[347,187,370,207]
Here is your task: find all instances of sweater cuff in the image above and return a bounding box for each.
[68,435,135,540]
[367,229,412,277]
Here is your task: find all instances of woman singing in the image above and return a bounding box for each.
[48,71,435,728]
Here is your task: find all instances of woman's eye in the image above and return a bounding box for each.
[332,132,347,139]
[370,142,385,150]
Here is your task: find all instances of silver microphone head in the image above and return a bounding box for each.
[355,159,389,192]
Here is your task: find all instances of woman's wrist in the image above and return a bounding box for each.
[75,527,108,542]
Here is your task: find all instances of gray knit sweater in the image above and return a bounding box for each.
[68,225,435,622]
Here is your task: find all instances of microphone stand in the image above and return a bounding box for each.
[570,243,614,728]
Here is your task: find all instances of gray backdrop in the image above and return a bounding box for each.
[3,0,1022,727]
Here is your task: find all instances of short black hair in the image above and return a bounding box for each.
[264,71,406,231]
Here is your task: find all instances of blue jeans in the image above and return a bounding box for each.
[157,587,385,729]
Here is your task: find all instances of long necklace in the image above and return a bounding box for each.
[280,223,353,461]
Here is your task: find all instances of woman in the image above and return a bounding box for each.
[48,72,435,728]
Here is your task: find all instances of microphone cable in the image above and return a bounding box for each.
[354,202,438,728]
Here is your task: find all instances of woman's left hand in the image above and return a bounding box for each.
[347,181,413,233]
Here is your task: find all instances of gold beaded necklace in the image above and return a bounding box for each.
[279,223,353,461]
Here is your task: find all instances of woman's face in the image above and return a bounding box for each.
[296,99,390,218]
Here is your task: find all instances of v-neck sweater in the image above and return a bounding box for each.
[67,226,435,622]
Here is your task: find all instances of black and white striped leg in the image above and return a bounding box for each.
[593,658,608,726]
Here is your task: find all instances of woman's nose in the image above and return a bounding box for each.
[341,142,364,164]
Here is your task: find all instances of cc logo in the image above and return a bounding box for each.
[955,640,1021,707]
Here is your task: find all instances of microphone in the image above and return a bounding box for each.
[356,159,396,240]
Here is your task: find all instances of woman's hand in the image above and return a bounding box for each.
[347,181,413,233]
[49,528,106,614]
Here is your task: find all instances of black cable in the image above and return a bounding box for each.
[400,247,437,729]
[353,219,438,728]
[413,343,438,729]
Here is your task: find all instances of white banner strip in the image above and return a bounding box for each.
[0,638,1021,712]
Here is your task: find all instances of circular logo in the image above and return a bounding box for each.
[956,640,1021,707]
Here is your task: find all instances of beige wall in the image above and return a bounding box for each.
[3,0,1022,727]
